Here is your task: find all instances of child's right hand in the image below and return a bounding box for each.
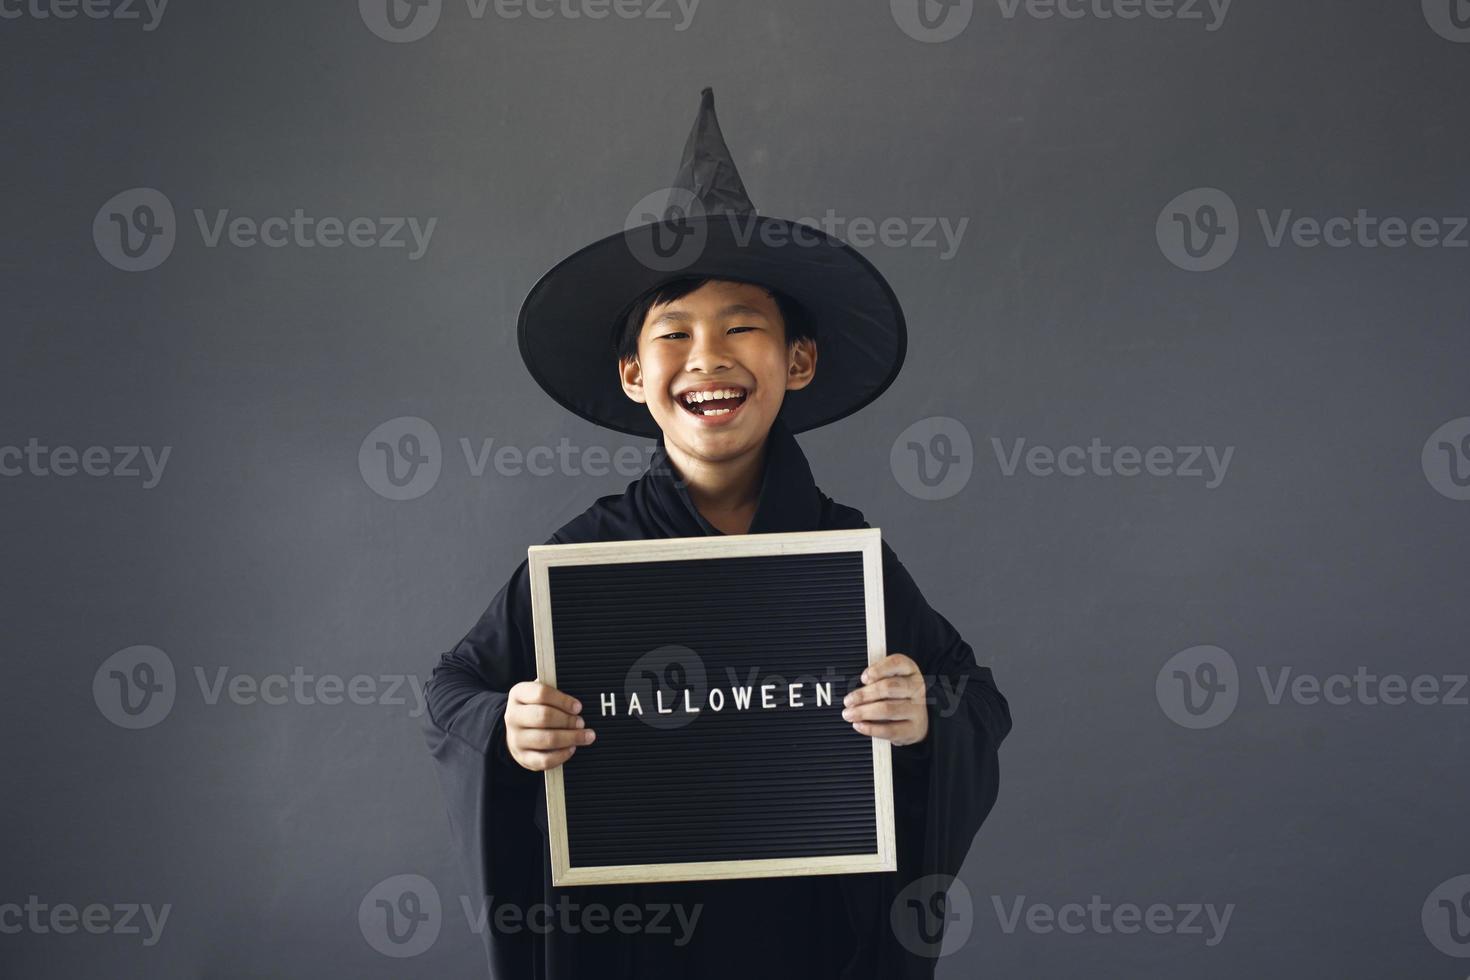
[504,681,596,771]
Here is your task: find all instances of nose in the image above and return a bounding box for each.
[684,323,734,374]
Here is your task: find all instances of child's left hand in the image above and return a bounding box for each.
[841,653,929,746]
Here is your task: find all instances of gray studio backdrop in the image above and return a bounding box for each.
[4,1,1469,977]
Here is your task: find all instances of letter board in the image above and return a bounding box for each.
[527,527,896,886]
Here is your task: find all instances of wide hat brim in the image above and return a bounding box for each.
[517,211,908,439]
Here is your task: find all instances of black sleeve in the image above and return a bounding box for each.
[419,552,547,977]
[861,535,1013,979]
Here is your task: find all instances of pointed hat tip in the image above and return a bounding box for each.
[669,84,754,215]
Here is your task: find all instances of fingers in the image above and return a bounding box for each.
[513,745,577,771]
[844,675,920,707]
[845,655,926,712]
[508,701,584,730]
[506,682,595,773]
[513,726,596,752]
[843,657,929,744]
[843,698,923,724]
[860,653,919,684]
[511,680,582,716]
[850,718,923,745]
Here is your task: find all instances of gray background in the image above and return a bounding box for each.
[4,0,1469,977]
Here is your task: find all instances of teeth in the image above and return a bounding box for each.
[677,386,746,417]
[680,387,745,405]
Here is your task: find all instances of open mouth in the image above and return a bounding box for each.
[676,386,749,420]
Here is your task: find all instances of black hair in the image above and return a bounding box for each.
[612,276,817,364]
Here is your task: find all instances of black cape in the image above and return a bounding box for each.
[422,415,1012,979]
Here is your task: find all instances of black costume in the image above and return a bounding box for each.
[422,86,1011,978]
[422,417,1011,978]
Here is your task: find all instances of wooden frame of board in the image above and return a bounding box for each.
[527,527,896,887]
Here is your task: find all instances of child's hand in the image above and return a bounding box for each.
[505,681,596,771]
[841,653,929,746]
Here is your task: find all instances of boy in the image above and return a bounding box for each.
[422,88,1011,979]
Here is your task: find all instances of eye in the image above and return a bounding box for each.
[657,327,755,339]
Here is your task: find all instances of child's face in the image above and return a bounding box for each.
[618,279,816,464]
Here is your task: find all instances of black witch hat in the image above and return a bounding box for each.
[516,87,907,439]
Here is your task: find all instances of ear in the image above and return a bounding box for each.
[784,338,817,392]
[619,354,647,404]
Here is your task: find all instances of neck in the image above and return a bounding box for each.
[663,436,768,532]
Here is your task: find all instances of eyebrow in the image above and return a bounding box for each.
[648,303,770,327]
